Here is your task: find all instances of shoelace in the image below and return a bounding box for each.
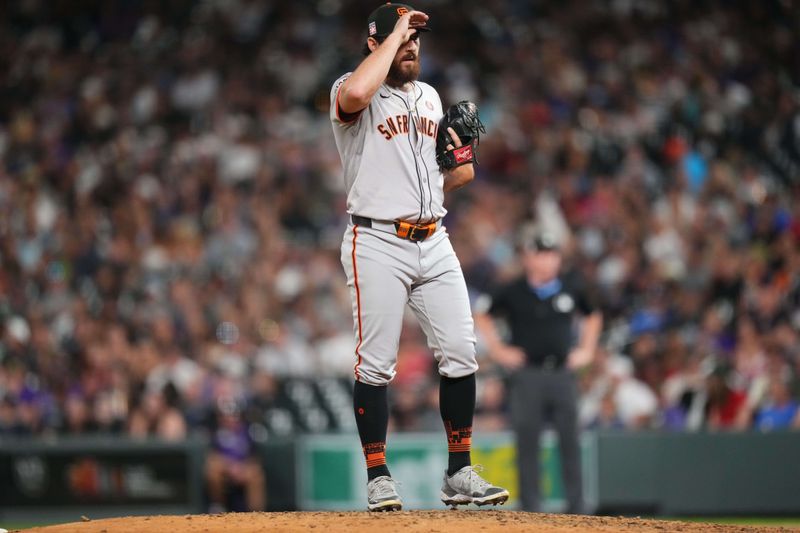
[371,477,400,498]
[464,465,491,490]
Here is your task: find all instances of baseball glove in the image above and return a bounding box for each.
[436,100,486,169]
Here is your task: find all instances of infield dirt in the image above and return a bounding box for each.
[19,510,797,533]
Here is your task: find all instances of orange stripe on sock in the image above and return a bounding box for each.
[446,423,472,453]
[366,456,386,467]
[363,442,387,468]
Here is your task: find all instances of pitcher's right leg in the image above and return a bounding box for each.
[340,224,413,385]
[340,224,413,510]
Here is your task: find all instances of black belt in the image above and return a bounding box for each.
[351,215,375,227]
[351,215,439,242]
[528,354,566,370]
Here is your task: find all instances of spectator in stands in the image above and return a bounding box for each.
[205,396,266,513]
[754,377,800,431]
[62,391,93,435]
[704,365,749,431]
[0,0,797,439]
[16,388,46,435]
[580,348,658,431]
[660,353,710,431]
[92,390,126,435]
[0,396,18,434]
[128,384,187,441]
[243,369,279,435]
[608,354,659,430]
[586,391,625,431]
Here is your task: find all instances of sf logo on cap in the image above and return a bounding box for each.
[397,7,409,15]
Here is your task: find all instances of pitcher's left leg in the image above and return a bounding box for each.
[408,234,508,507]
[407,234,478,379]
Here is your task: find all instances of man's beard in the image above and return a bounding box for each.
[386,56,420,87]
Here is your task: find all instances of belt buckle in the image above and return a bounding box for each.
[395,220,434,242]
[408,224,429,242]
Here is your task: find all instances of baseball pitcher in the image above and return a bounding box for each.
[329,2,509,512]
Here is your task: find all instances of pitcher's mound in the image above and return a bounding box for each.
[21,510,791,533]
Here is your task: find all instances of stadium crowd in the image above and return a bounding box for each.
[1,0,799,443]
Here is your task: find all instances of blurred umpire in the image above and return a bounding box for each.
[474,229,602,514]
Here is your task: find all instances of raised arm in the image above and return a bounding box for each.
[337,10,428,115]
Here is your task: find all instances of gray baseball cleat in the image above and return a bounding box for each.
[441,465,510,508]
[367,475,403,512]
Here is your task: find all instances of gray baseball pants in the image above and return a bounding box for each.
[509,366,583,514]
[340,222,478,385]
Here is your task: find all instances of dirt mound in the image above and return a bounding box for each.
[20,510,791,533]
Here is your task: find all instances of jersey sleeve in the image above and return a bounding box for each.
[568,271,599,315]
[330,73,364,126]
[429,84,445,119]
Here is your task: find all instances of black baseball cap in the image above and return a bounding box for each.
[526,230,560,252]
[367,2,430,39]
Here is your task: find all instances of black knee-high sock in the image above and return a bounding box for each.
[353,381,391,480]
[440,373,476,476]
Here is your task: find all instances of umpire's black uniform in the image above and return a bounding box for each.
[483,239,598,514]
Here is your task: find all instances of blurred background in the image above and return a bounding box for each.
[0,0,799,524]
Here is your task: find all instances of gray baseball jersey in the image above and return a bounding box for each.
[330,73,478,385]
[330,73,446,223]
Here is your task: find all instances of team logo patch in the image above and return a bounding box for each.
[425,100,434,110]
[369,21,377,35]
[397,7,409,15]
[553,293,575,313]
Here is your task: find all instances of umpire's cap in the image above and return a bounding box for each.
[367,3,430,38]
[525,230,560,253]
